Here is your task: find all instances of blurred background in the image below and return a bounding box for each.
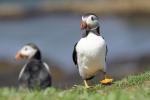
[0,0,150,89]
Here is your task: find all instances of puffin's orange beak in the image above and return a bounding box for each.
[81,21,86,29]
[15,52,22,60]
[87,23,91,29]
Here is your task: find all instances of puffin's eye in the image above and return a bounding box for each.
[91,17,94,21]
[24,48,28,51]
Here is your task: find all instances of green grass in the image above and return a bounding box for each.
[0,71,150,100]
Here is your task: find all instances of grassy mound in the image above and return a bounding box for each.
[0,71,150,100]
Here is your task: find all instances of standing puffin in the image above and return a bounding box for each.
[72,14,113,88]
[15,43,51,89]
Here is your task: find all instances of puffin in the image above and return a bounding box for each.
[15,43,51,89]
[72,13,113,88]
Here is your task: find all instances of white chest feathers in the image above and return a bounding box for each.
[76,33,107,79]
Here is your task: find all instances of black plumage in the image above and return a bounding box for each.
[19,59,51,89]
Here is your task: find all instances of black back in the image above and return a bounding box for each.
[19,59,51,89]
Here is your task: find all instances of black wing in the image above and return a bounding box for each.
[101,35,108,61]
[105,44,108,62]
[106,44,108,56]
[72,42,78,66]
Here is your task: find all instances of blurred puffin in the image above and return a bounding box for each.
[15,43,51,89]
[72,13,113,88]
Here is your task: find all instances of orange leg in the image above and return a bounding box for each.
[84,80,90,88]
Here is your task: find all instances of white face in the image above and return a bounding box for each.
[82,15,99,30]
[19,45,37,59]
[82,16,87,22]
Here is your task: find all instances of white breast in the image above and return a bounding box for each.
[76,33,106,79]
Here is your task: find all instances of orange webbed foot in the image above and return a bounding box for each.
[100,78,113,85]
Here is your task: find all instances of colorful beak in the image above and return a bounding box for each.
[87,23,91,29]
[81,21,87,29]
[15,52,22,60]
